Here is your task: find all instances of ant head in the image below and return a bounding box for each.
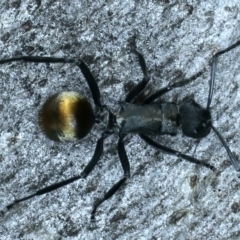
[179,97,212,139]
[38,91,95,141]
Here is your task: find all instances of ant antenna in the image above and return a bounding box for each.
[207,40,240,171]
[207,40,240,110]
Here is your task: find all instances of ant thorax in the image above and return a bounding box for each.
[116,102,179,135]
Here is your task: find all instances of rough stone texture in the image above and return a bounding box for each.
[1,1,240,239]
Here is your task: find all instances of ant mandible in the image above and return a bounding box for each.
[1,40,240,221]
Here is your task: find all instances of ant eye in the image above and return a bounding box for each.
[38,91,95,141]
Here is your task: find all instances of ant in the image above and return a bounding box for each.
[1,40,240,221]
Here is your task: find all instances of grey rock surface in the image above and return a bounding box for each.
[1,1,240,239]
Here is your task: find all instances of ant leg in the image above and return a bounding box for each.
[77,60,101,108]
[125,49,150,103]
[0,56,75,64]
[0,56,102,108]
[91,136,130,221]
[1,134,107,214]
[142,70,205,105]
[140,134,215,171]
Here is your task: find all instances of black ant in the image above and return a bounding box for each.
[1,40,240,221]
